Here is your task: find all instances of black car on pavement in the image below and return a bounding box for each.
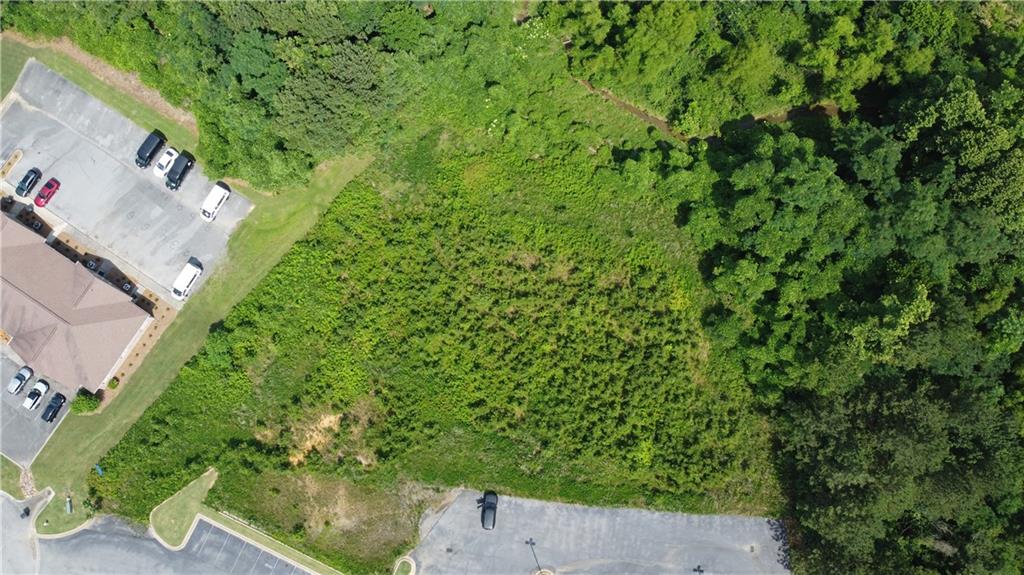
[135,130,165,168]
[478,491,498,530]
[41,392,66,423]
[15,168,42,197]
[165,152,194,190]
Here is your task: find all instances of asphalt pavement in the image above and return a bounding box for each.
[410,489,790,575]
[1,490,49,575]
[0,59,251,307]
[38,516,313,575]
[0,354,68,467]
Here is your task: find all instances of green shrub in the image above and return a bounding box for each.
[70,390,102,414]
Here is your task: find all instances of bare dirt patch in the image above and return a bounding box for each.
[251,472,443,567]
[19,466,36,498]
[3,31,198,135]
[288,413,342,466]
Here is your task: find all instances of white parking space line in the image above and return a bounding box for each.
[248,550,264,575]
[195,521,214,554]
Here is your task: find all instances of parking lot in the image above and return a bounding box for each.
[0,59,251,307]
[37,516,314,575]
[411,489,790,574]
[0,353,68,468]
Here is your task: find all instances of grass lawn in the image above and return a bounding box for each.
[199,505,344,575]
[394,559,413,575]
[0,35,197,151]
[150,468,218,547]
[1,455,24,500]
[33,153,372,535]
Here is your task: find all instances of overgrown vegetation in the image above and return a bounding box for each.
[4,1,1022,574]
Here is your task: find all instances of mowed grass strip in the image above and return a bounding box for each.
[1,455,24,500]
[1,35,197,151]
[33,153,373,535]
[150,468,218,548]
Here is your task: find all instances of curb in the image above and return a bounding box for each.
[394,556,416,575]
[199,511,343,575]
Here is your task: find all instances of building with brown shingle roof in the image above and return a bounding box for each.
[1,216,151,392]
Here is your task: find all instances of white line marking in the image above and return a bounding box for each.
[248,550,263,575]
[195,523,213,553]
[228,541,244,574]
[214,531,230,561]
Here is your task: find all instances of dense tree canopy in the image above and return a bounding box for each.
[4,1,1022,574]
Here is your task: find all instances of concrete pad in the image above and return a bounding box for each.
[410,489,790,575]
[0,353,69,467]
[0,60,251,307]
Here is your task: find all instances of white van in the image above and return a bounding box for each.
[171,260,203,301]
[200,182,231,222]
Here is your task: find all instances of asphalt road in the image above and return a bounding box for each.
[411,490,790,575]
[1,490,49,575]
[0,60,251,307]
[37,516,313,575]
[0,354,68,467]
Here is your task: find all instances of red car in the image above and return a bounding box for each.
[34,178,60,207]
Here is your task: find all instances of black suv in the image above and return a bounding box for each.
[135,130,165,168]
[15,168,42,197]
[478,491,498,530]
[41,392,66,423]
[165,152,194,190]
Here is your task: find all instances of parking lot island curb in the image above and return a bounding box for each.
[394,556,416,575]
[149,512,202,552]
[32,488,103,540]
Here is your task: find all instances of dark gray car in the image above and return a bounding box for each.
[41,392,66,423]
[479,491,498,530]
[165,152,194,190]
[15,168,41,197]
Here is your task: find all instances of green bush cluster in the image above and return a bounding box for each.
[70,390,101,414]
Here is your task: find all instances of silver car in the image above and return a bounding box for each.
[6,366,33,394]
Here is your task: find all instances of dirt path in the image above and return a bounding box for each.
[3,31,198,136]
[19,466,36,498]
[575,77,689,142]
[575,75,839,142]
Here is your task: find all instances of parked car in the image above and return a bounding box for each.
[6,366,33,394]
[34,178,60,208]
[199,182,231,222]
[152,148,179,178]
[165,152,194,190]
[478,491,498,530]
[41,393,66,423]
[22,380,49,410]
[171,258,203,300]
[15,167,42,197]
[135,130,165,168]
